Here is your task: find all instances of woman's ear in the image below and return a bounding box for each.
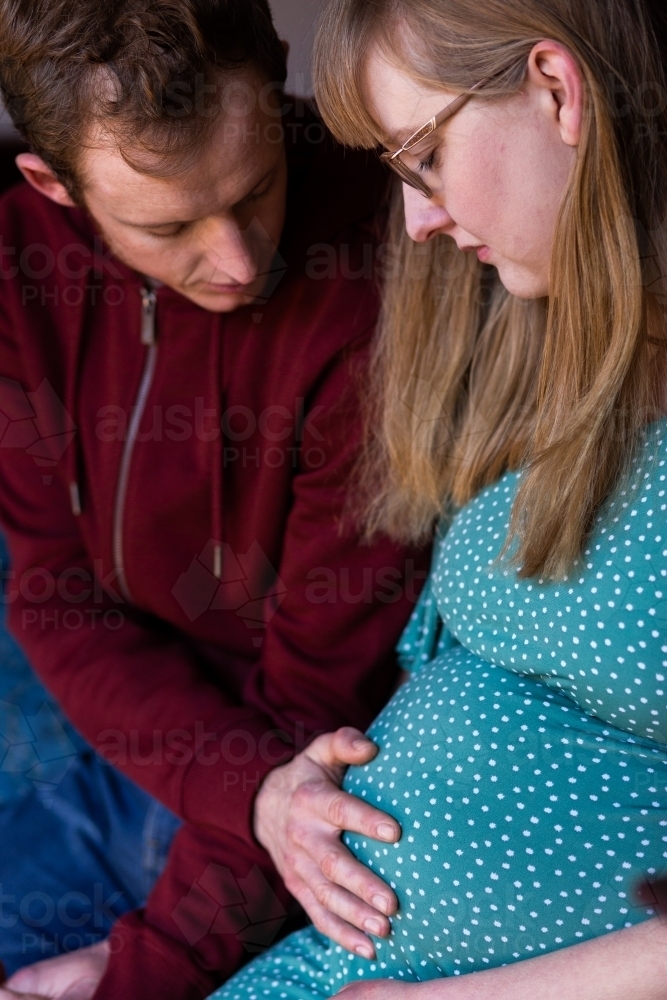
[15,153,77,207]
[526,40,584,148]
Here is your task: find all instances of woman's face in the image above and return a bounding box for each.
[364,43,582,299]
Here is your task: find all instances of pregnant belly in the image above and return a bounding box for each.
[342,646,667,980]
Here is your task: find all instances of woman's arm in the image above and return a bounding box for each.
[338,918,667,1000]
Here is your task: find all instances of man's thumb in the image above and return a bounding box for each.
[312,727,378,769]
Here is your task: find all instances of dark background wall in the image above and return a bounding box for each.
[271,0,325,96]
[0,0,327,195]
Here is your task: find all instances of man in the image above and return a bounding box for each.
[0,1,425,996]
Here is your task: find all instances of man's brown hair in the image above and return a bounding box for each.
[0,0,288,200]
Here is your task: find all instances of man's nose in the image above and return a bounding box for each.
[199,216,258,285]
[403,184,453,243]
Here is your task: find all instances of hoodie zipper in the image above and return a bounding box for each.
[112,287,158,603]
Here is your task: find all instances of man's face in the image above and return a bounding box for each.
[78,72,288,313]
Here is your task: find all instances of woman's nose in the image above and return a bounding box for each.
[403,184,453,243]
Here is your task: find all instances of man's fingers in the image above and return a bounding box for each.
[306,728,379,772]
[300,835,398,917]
[293,883,379,961]
[291,853,392,936]
[289,818,398,916]
[293,783,400,846]
[288,788,400,916]
[331,727,379,765]
[312,878,392,938]
[327,793,400,846]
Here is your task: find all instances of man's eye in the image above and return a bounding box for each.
[237,183,272,209]
[149,223,189,239]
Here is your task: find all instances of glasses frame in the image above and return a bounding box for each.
[380,77,491,198]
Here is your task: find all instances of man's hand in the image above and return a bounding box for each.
[2,940,109,1000]
[254,727,402,959]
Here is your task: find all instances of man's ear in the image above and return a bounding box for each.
[281,39,290,60]
[15,153,77,207]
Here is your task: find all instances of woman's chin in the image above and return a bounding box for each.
[496,262,549,300]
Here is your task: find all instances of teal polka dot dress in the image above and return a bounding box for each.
[208,422,667,999]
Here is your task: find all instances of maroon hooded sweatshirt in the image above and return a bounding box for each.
[0,118,427,997]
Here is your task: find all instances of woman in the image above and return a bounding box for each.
[208,0,667,996]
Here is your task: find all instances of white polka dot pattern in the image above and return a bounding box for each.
[425,422,667,744]
[208,422,667,1000]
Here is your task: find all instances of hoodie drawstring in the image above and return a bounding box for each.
[211,319,223,580]
[65,279,224,590]
[66,301,88,518]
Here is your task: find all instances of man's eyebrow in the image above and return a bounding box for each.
[113,166,278,229]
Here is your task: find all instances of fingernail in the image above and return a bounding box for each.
[372,894,391,914]
[352,738,369,750]
[377,822,397,841]
[355,943,375,960]
[364,918,385,936]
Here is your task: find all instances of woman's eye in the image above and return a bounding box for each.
[418,150,437,173]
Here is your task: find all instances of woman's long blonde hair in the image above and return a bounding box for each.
[314,0,667,578]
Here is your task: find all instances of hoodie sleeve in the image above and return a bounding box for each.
[0,275,428,1000]
[0,207,428,852]
[0,333,427,844]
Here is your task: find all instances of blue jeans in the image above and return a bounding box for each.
[0,536,182,975]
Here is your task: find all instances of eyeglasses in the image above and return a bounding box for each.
[380,77,491,199]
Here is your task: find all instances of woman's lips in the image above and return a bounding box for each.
[458,243,492,263]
